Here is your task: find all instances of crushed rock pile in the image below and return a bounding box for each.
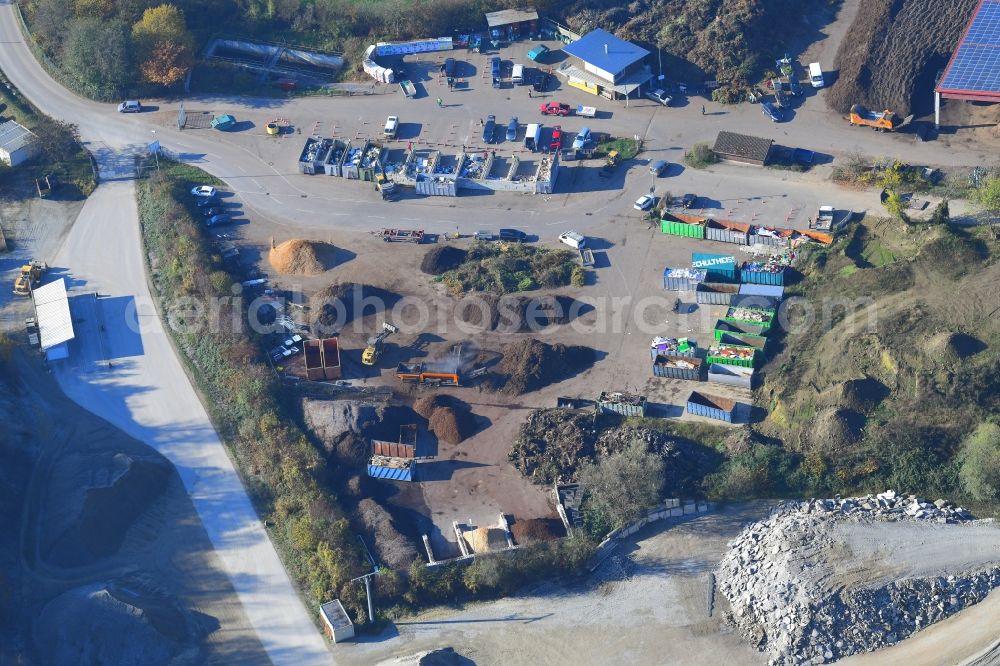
[268,239,338,275]
[718,491,1000,665]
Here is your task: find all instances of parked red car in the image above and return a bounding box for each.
[539,102,571,116]
[550,125,562,150]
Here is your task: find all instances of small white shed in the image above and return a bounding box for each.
[319,599,355,643]
[0,120,37,167]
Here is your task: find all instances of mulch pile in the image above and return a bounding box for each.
[510,518,565,545]
[421,246,468,275]
[455,294,578,333]
[355,498,418,570]
[414,395,476,443]
[498,338,595,395]
[268,239,338,275]
[311,282,401,328]
[828,0,978,116]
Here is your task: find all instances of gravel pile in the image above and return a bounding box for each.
[718,491,1000,665]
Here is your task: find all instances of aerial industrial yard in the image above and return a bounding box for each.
[1,0,1000,664]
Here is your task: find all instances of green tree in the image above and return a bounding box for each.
[958,423,1000,502]
[29,117,81,162]
[976,176,1000,218]
[27,0,74,52]
[132,4,195,85]
[579,440,664,533]
[62,17,134,99]
[928,199,950,225]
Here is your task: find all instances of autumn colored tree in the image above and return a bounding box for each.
[140,39,194,85]
[132,4,195,86]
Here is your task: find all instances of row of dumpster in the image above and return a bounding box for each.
[299,136,388,180]
[664,251,794,291]
[660,212,834,250]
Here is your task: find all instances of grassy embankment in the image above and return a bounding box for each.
[137,160,598,625]
[0,70,95,198]
[718,216,1000,514]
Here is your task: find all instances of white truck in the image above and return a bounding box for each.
[512,64,525,85]
[524,123,542,151]
[575,105,596,118]
[383,115,399,138]
[808,62,825,88]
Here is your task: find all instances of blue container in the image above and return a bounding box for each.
[741,266,786,285]
[692,252,739,283]
[652,354,703,380]
[368,463,415,482]
[686,391,736,423]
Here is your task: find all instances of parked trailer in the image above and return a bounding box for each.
[707,363,755,390]
[705,220,750,245]
[597,391,647,417]
[652,354,703,381]
[707,344,757,368]
[663,267,706,291]
[381,228,425,243]
[696,282,740,306]
[576,105,596,118]
[714,319,768,342]
[580,248,595,267]
[686,391,737,423]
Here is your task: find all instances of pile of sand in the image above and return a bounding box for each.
[268,239,338,275]
[510,518,564,545]
[499,338,596,395]
[421,246,467,275]
[413,395,449,419]
[463,527,507,554]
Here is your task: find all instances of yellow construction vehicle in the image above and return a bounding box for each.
[13,261,47,297]
[362,322,398,366]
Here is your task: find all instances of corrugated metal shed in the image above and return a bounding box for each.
[319,599,355,643]
[0,120,37,166]
[562,28,649,77]
[32,278,75,352]
[485,7,539,28]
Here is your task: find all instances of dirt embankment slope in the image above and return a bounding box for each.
[0,351,266,664]
[828,0,979,116]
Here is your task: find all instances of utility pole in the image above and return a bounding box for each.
[350,571,379,625]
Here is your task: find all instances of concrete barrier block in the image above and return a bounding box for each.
[670,507,683,517]
[683,503,696,514]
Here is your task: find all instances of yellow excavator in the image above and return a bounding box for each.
[362,322,398,366]
[13,261,47,297]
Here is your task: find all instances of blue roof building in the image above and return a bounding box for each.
[559,28,652,99]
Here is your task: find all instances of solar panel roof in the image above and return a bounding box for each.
[938,0,1000,97]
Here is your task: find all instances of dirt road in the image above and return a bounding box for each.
[345,504,773,666]
[47,181,332,664]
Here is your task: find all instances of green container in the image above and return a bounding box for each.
[713,319,768,342]
[661,220,705,239]
[707,345,757,368]
[724,306,775,332]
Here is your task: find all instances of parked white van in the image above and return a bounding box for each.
[383,115,399,138]
[511,63,524,85]
[808,62,824,88]
[524,123,542,151]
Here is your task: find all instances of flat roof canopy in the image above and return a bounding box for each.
[937,0,1000,101]
[485,8,538,28]
[32,278,75,351]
